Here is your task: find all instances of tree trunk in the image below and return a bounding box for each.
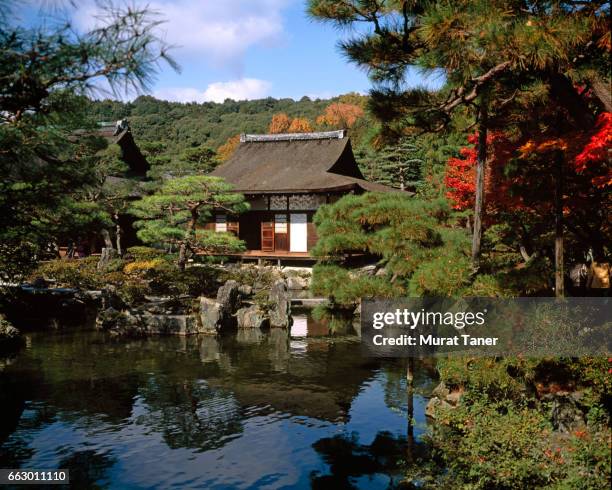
[178,242,187,271]
[589,75,612,113]
[114,215,122,257]
[101,229,114,250]
[555,152,564,297]
[471,100,488,271]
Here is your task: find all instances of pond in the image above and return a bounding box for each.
[0,314,436,489]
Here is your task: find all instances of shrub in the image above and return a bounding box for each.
[123,259,166,275]
[408,253,472,297]
[30,257,101,289]
[428,356,612,489]
[116,280,150,305]
[125,246,165,261]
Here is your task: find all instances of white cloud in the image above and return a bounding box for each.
[70,0,290,71]
[154,78,272,103]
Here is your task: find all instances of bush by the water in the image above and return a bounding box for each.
[28,251,220,306]
[421,356,612,489]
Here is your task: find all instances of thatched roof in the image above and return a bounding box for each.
[76,120,150,177]
[210,130,400,194]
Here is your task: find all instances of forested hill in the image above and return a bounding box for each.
[87,94,371,155]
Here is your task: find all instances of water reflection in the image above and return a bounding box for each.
[0,323,433,489]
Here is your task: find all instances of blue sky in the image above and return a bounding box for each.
[22,0,438,102]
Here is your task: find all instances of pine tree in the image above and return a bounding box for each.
[131,176,248,270]
[0,1,177,279]
[376,138,423,191]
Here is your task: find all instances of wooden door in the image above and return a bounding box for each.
[261,222,274,252]
[274,214,289,252]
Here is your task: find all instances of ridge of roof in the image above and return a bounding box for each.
[240,130,346,143]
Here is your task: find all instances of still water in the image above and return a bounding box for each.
[0,315,435,489]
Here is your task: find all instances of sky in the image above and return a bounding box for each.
[20,0,439,102]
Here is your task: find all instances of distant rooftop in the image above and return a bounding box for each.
[240,130,346,143]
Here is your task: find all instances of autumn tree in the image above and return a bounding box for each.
[316,102,364,129]
[287,117,314,133]
[268,113,291,134]
[217,134,241,162]
[131,176,248,270]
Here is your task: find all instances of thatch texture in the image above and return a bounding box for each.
[211,132,400,194]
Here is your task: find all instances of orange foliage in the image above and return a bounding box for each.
[316,102,364,128]
[217,134,240,162]
[287,117,313,133]
[268,113,291,134]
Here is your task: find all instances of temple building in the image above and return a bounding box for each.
[209,130,397,259]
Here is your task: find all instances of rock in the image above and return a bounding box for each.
[139,313,200,335]
[238,284,253,297]
[200,297,223,333]
[425,397,453,419]
[358,264,377,276]
[375,267,388,277]
[446,390,463,406]
[81,290,103,302]
[217,280,241,316]
[431,381,450,400]
[100,286,126,311]
[550,393,586,433]
[286,275,310,290]
[237,305,268,329]
[96,307,122,330]
[268,280,291,328]
[0,318,23,353]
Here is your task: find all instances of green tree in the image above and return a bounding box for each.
[0,1,177,279]
[311,192,471,307]
[131,176,248,270]
[376,138,423,191]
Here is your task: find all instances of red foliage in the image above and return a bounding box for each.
[445,112,611,212]
[574,112,612,188]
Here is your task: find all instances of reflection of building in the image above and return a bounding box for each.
[209,131,398,260]
[212,331,374,422]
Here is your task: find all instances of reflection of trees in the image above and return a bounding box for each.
[310,431,429,489]
[136,377,243,450]
[58,450,115,490]
[381,359,437,417]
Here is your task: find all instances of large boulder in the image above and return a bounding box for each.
[200,297,223,333]
[100,286,126,311]
[268,280,291,328]
[286,275,310,290]
[237,305,268,329]
[217,280,241,315]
